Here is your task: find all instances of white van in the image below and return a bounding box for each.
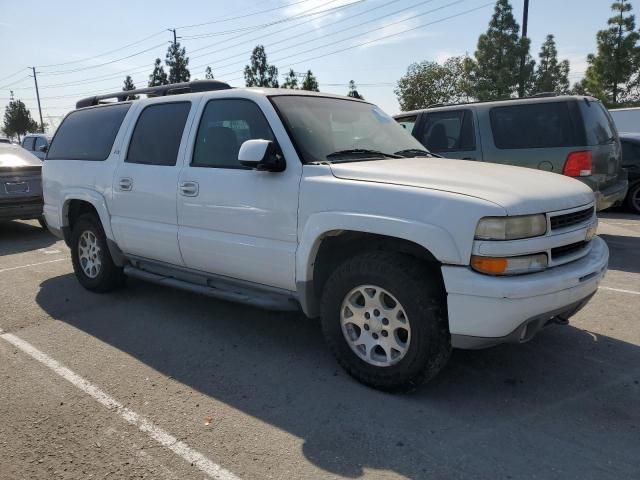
[609,107,640,134]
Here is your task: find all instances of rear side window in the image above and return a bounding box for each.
[421,110,475,152]
[490,102,575,149]
[22,137,35,150]
[395,115,417,134]
[580,100,615,146]
[126,102,191,166]
[192,99,274,169]
[47,103,130,161]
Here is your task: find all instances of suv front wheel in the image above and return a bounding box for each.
[70,213,124,292]
[320,251,451,392]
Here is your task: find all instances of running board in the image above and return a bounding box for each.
[123,265,300,312]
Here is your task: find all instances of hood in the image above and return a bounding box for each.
[330,157,594,215]
[0,144,42,170]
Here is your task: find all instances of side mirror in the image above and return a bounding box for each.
[238,139,285,172]
[38,144,48,153]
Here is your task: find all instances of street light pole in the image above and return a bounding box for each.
[518,0,530,97]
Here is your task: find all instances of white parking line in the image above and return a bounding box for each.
[599,286,640,296]
[0,258,66,274]
[0,329,241,480]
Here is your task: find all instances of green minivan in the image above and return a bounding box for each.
[395,95,628,211]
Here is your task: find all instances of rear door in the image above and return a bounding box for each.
[110,100,196,266]
[414,109,481,160]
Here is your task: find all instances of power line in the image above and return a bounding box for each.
[34,30,167,68]
[0,68,29,83]
[175,0,315,29]
[225,2,494,83]
[215,0,469,79]
[0,75,31,90]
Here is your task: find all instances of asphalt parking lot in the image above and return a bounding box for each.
[0,213,639,480]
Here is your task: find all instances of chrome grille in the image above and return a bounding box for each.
[550,207,594,231]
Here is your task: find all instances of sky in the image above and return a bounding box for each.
[0,0,631,132]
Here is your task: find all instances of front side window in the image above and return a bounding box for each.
[34,136,47,151]
[395,115,417,134]
[490,102,576,149]
[126,102,191,166]
[621,140,640,167]
[22,137,35,150]
[192,99,274,168]
[47,103,130,161]
[271,96,428,163]
[421,110,475,152]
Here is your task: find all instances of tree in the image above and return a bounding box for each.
[300,70,319,91]
[122,75,138,100]
[244,45,279,87]
[205,66,214,80]
[281,69,299,89]
[581,0,640,104]
[531,35,570,95]
[347,80,364,100]
[466,0,534,100]
[166,42,191,84]
[395,56,472,111]
[148,58,168,87]
[3,95,39,141]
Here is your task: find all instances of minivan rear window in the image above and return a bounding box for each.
[490,102,576,149]
[47,103,130,161]
[580,100,615,146]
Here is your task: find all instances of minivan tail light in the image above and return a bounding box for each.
[564,151,592,177]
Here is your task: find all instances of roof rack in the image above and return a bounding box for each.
[424,92,584,110]
[75,80,232,109]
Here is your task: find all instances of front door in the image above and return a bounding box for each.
[177,97,301,291]
[110,101,194,266]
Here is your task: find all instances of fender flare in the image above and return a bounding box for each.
[296,211,462,284]
[61,188,116,241]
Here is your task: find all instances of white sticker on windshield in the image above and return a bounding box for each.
[371,107,392,123]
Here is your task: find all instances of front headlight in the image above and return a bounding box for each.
[475,214,547,240]
[471,253,548,276]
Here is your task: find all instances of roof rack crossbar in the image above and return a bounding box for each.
[75,80,232,109]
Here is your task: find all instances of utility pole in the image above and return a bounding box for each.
[30,67,44,133]
[168,28,177,45]
[518,0,530,98]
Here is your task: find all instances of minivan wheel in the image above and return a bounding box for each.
[626,182,640,214]
[320,251,451,392]
[70,214,124,292]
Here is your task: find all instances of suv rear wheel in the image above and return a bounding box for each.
[320,251,451,392]
[70,213,124,292]
[626,182,640,214]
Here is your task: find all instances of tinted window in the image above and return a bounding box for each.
[34,137,47,150]
[490,102,575,149]
[126,102,191,166]
[621,140,640,167]
[22,137,35,150]
[580,100,615,146]
[421,110,475,152]
[47,104,130,161]
[192,99,273,168]
[395,115,417,134]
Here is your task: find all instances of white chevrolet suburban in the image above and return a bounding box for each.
[42,81,609,391]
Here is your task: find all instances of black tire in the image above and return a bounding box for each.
[626,182,640,214]
[70,213,124,292]
[320,251,451,392]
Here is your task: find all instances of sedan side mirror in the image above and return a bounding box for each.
[238,139,285,172]
[38,144,48,153]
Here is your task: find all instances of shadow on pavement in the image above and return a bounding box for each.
[36,273,640,479]
[600,233,640,275]
[0,220,56,256]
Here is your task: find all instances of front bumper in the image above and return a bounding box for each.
[442,236,609,349]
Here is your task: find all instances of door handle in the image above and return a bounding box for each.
[179,181,199,197]
[118,177,133,191]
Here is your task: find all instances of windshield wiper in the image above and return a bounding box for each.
[325,149,401,161]
[394,148,440,158]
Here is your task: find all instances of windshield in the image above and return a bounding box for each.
[270,95,429,163]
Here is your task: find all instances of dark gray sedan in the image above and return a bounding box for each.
[0,143,45,227]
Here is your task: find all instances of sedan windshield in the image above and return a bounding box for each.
[270,95,431,163]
